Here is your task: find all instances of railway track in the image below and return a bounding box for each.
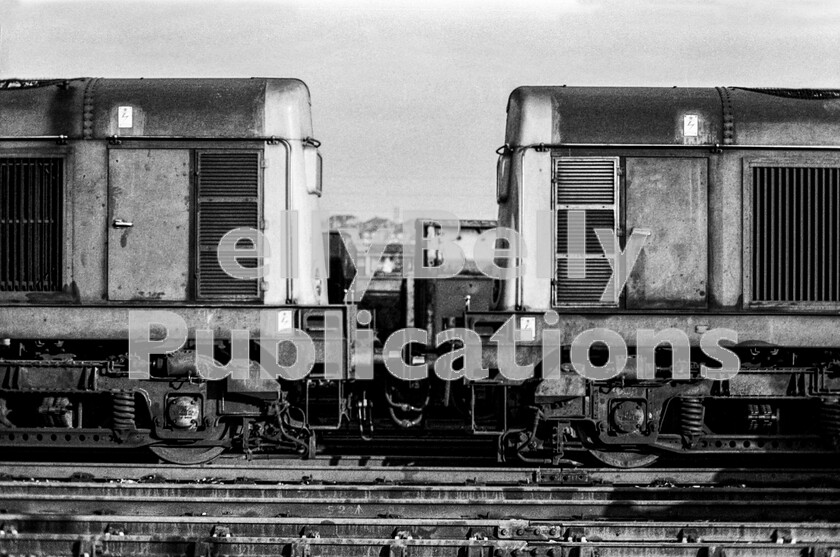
[1,480,837,521]
[0,515,838,556]
[0,461,838,556]
[1,459,838,486]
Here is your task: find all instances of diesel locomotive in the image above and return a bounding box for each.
[484,86,840,466]
[2,79,840,467]
[0,78,338,464]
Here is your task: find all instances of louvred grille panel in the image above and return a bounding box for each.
[556,209,615,253]
[197,151,260,300]
[198,251,259,296]
[555,259,613,302]
[553,157,618,306]
[198,202,259,245]
[197,152,259,197]
[555,158,616,205]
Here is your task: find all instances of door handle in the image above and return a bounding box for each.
[113,218,134,228]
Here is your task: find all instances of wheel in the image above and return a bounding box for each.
[149,445,225,465]
[589,449,659,468]
[149,422,229,465]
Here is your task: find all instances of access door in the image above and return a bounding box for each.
[108,149,191,301]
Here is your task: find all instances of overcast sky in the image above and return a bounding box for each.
[2,0,839,219]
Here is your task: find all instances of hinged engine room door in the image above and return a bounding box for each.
[108,149,191,301]
[625,157,708,308]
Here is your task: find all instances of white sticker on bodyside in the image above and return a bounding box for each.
[118,106,133,128]
[683,114,698,137]
[520,317,536,342]
[277,309,294,331]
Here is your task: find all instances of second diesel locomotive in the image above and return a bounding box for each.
[482,86,840,466]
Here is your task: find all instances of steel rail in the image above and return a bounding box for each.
[3,535,836,557]
[2,514,838,541]
[1,481,837,522]
[0,461,837,486]
[1,515,838,557]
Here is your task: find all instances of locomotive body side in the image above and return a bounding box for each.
[473,86,840,465]
[0,78,342,463]
[0,78,329,333]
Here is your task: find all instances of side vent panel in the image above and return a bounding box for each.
[0,158,63,292]
[196,151,261,300]
[752,166,840,303]
[552,157,619,306]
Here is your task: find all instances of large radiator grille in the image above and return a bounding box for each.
[752,166,840,303]
[553,157,619,306]
[0,158,63,292]
[196,151,260,299]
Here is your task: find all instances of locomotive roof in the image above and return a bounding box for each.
[0,78,314,139]
[505,86,840,147]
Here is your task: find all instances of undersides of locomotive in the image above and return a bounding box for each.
[1,338,838,467]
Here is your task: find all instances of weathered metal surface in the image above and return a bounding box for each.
[466,310,840,348]
[707,149,741,309]
[0,428,153,449]
[70,140,110,302]
[1,481,838,522]
[0,79,87,137]
[107,149,191,301]
[2,507,839,555]
[3,461,839,486]
[730,87,840,145]
[0,77,324,307]
[625,157,708,308]
[505,86,840,148]
[93,79,259,137]
[501,86,840,313]
[0,304,345,340]
[1,531,836,557]
[0,78,313,139]
[2,514,838,543]
[506,87,722,147]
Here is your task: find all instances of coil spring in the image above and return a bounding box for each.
[819,398,840,438]
[112,390,136,430]
[680,397,705,437]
